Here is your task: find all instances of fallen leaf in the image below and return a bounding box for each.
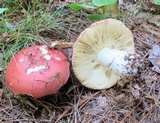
[96,96,107,108]
[131,84,141,99]
[148,44,160,73]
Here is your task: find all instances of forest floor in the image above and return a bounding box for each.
[0,0,160,123]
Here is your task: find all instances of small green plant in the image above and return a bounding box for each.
[69,0,119,21]
[0,8,9,14]
[0,2,70,67]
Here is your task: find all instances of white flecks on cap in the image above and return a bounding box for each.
[19,58,24,62]
[55,57,61,60]
[27,65,46,75]
[44,54,51,60]
[40,45,48,54]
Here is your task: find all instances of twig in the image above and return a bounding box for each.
[55,107,71,123]
[78,91,100,110]
[36,35,74,49]
[50,41,74,49]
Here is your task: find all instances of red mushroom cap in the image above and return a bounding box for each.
[6,45,70,98]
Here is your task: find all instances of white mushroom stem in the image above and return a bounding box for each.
[97,47,137,76]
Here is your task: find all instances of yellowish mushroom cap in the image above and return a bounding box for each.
[72,19,134,89]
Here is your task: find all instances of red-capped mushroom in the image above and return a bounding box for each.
[5,45,70,98]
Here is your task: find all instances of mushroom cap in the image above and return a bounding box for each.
[72,19,134,89]
[6,45,70,98]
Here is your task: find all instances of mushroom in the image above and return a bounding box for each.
[72,19,138,89]
[6,45,70,98]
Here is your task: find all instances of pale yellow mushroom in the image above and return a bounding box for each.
[72,19,137,89]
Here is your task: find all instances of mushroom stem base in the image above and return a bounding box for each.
[97,47,137,76]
